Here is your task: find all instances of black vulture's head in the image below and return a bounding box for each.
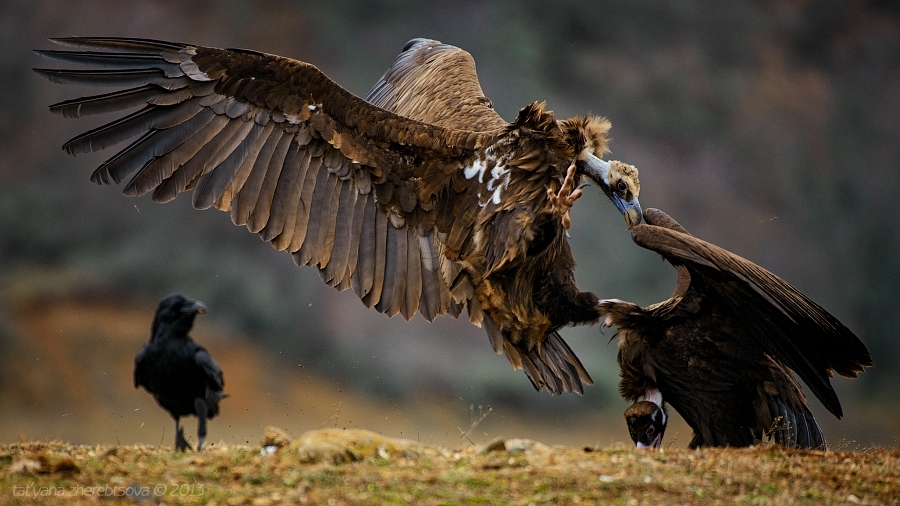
[558,115,642,228]
[579,157,642,229]
[624,400,667,449]
[151,293,207,340]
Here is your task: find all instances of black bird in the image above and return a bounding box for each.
[35,37,642,395]
[600,208,872,449]
[624,400,667,449]
[135,294,226,451]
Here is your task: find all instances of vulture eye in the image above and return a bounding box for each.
[616,181,628,192]
[646,425,655,437]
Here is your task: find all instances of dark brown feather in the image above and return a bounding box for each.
[246,133,292,234]
[352,196,378,300]
[361,207,388,308]
[402,227,422,321]
[319,178,357,285]
[98,108,220,188]
[215,121,277,211]
[230,130,286,227]
[264,143,304,250]
[193,122,266,209]
[293,160,333,265]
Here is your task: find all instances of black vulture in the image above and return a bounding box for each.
[35,37,642,395]
[134,294,226,451]
[600,208,872,449]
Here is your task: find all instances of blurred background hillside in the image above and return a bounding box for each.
[1,0,897,449]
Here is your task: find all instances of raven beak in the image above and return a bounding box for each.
[183,300,207,315]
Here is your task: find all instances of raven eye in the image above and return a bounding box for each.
[617,181,628,192]
[646,425,655,436]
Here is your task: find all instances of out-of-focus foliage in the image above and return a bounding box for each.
[1,0,897,442]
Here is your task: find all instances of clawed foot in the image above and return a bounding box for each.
[174,426,193,452]
[547,163,583,229]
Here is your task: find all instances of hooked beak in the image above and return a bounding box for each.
[580,155,642,229]
[635,433,662,450]
[613,194,642,230]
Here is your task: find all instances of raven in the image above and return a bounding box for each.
[134,294,226,451]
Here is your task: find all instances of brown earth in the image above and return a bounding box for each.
[2,429,898,505]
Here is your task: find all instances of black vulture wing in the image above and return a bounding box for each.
[631,208,872,418]
[34,37,505,323]
[365,38,508,131]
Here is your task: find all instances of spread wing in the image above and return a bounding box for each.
[35,37,506,322]
[365,38,508,131]
[631,208,872,418]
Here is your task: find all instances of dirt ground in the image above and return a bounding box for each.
[2,427,898,505]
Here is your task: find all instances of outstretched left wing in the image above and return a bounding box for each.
[35,37,505,323]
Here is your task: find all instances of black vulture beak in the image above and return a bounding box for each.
[613,194,642,230]
[636,432,663,449]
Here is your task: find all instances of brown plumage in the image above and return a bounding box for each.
[601,208,872,448]
[35,37,642,395]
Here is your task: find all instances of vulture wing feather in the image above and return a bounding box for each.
[631,209,872,418]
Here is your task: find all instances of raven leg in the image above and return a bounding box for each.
[174,418,192,452]
[194,397,209,451]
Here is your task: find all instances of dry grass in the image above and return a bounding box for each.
[2,428,898,505]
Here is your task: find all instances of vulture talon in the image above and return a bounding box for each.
[548,163,582,229]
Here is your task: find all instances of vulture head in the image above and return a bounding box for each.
[558,116,642,229]
[624,400,667,449]
[582,158,641,229]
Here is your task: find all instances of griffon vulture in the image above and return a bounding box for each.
[35,37,642,395]
[600,208,872,448]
